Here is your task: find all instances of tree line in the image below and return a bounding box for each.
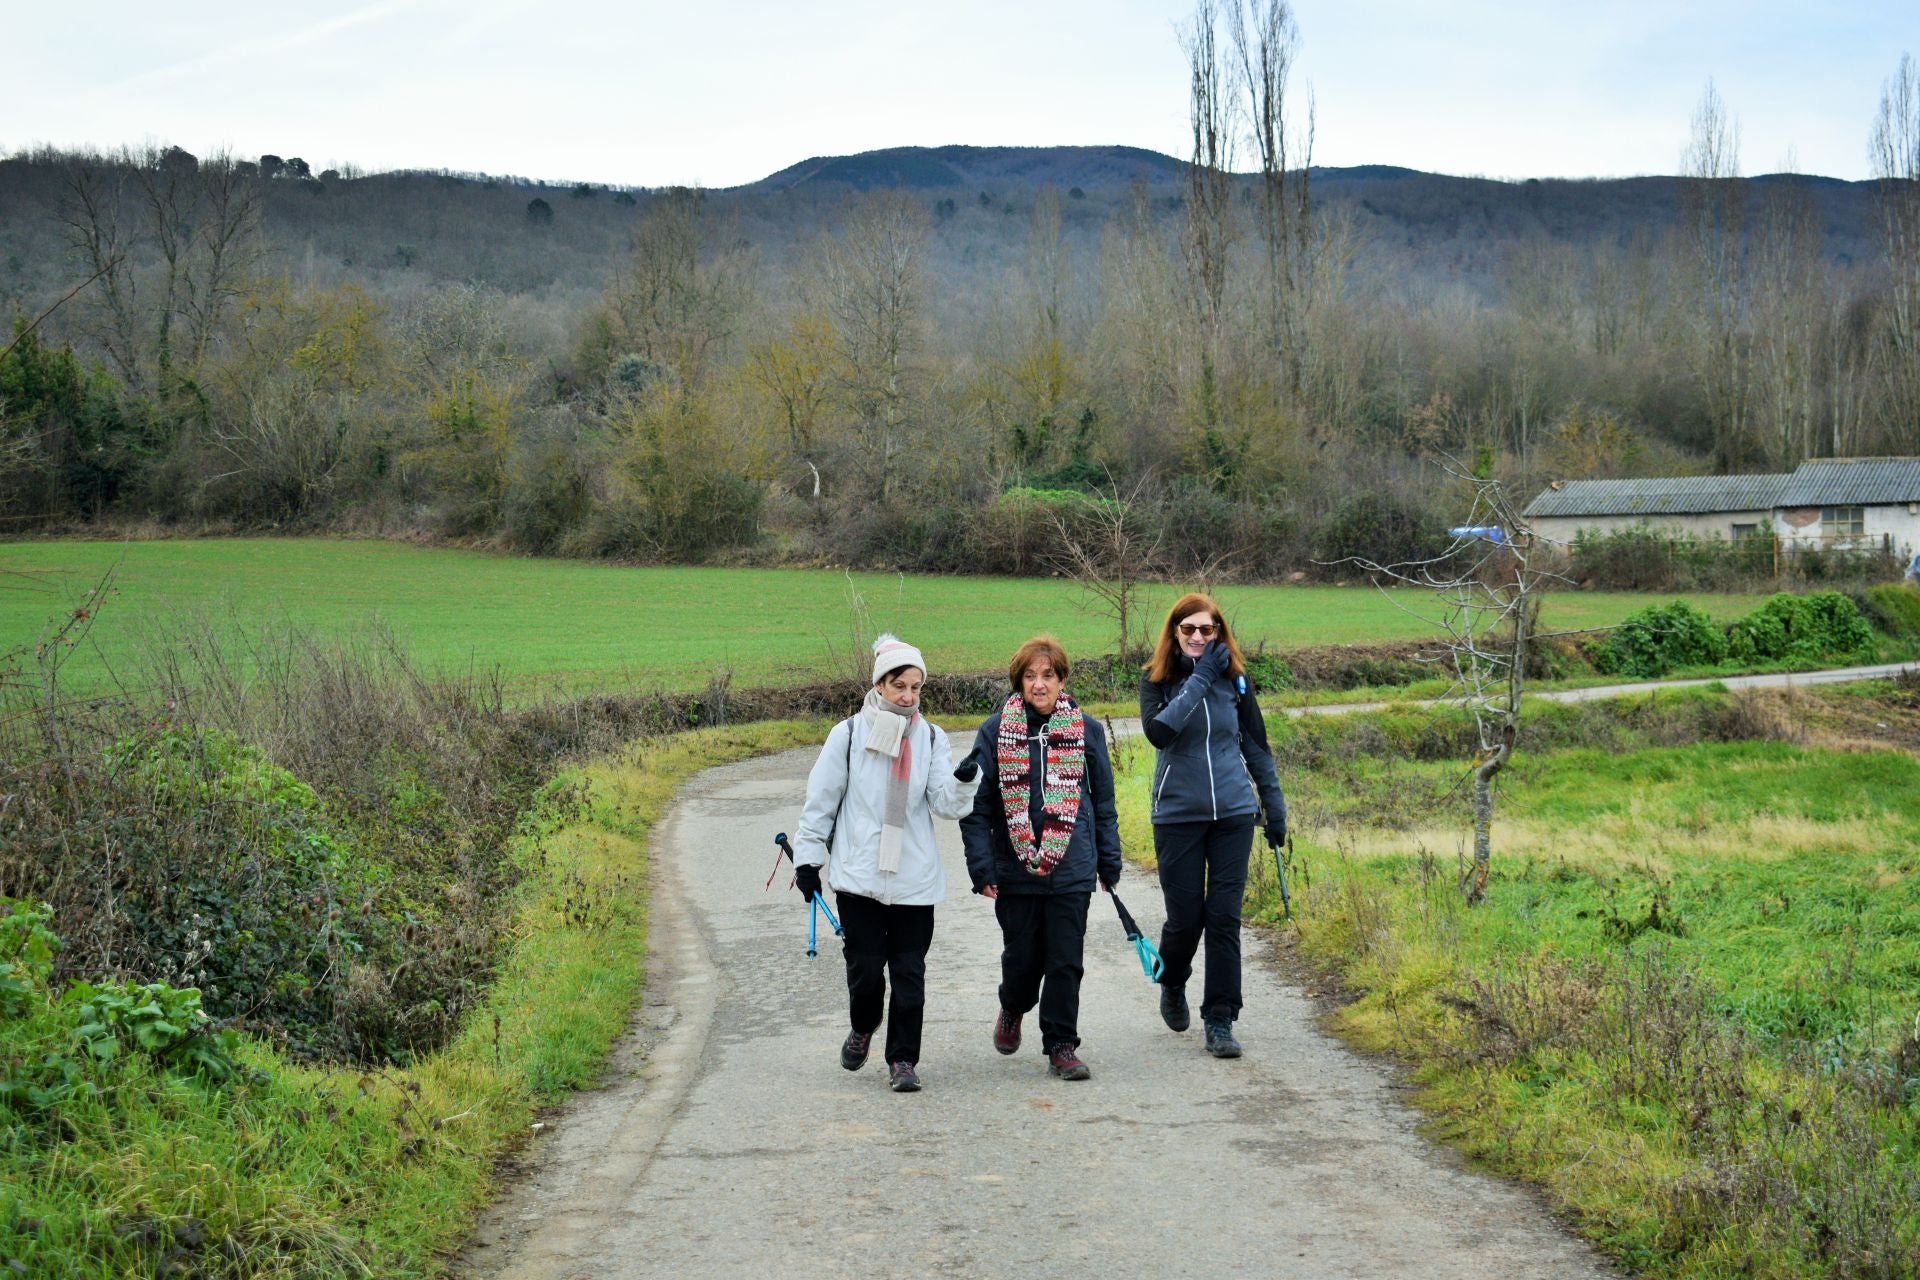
[2,9,1916,582]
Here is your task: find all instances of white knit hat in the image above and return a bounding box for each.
[870,633,927,684]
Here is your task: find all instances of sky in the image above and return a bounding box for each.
[4,1,1915,187]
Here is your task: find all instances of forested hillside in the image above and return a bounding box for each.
[2,53,1916,580]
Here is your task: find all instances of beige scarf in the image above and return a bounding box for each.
[861,687,917,874]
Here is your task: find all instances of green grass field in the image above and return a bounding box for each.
[0,537,1768,695]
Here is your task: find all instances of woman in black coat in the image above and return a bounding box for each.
[960,636,1122,1081]
[1138,593,1287,1059]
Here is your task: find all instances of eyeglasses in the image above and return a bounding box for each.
[1176,623,1218,638]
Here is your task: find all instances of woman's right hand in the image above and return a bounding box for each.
[1195,639,1230,683]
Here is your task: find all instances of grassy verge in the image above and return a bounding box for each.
[0,719,824,1277]
[1114,682,1920,1279]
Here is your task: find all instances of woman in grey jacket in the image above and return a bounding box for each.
[959,637,1122,1081]
[792,634,981,1092]
[1138,593,1287,1058]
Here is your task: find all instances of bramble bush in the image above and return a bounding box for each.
[0,900,240,1120]
[1727,591,1875,665]
[1593,600,1729,678]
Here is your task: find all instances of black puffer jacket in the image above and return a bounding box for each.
[960,709,1122,895]
[1138,654,1286,829]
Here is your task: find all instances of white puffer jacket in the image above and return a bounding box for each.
[793,714,981,906]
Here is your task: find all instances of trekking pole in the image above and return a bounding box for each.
[1109,892,1165,982]
[1269,832,1294,922]
[776,832,844,945]
[807,894,819,957]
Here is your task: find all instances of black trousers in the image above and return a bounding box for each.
[994,891,1092,1051]
[1153,815,1255,1023]
[837,892,936,1066]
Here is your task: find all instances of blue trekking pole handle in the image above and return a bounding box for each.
[807,894,818,957]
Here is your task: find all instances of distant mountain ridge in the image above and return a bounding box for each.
[732,145,1877,264]
[740,144,1869,194]
[743,144,1191,192]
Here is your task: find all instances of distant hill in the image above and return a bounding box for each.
[744,144,1190,192]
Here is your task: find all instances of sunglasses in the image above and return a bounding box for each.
[1176,623,1218,638]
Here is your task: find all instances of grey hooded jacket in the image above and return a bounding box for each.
[1138,652,1287,829]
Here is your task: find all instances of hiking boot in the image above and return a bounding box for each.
[840,1029,872,1072]
[1203,1017,1242,1059]
[1159,983,1191,1032]
[992,1009,1022,1055]
[888,1061,921,1092]
[1047,1045,1091,1081]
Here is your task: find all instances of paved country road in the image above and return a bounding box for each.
[1270,659,1920,722]
[457,744,1619,1280]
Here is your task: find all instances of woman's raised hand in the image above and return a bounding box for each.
[1195,639,1231,682]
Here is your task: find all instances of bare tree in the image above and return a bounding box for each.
[58,146,262,404]
[60,154,145,390]
[1336,461,1558,903]
[1869,53,1920,440]
[818,190,929,505]
[1679,81,1752,467]
[1181,0,1238,427]
[583,187,751,389]
[1091,182,1183,435]
[1228,0,1314,399]
[1750,164,1824,465]
[1041,472,1167,660]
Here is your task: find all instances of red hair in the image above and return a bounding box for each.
[1144,592,1246,684]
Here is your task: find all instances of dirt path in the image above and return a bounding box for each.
[457,747,1616,1280]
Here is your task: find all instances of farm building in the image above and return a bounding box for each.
[1524,457,1920,560]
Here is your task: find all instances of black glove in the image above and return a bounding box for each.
[1099,874,1119,894]
[953,751,980,783]
[1195,639,1230,683]
[795,863,822,902]
[1265,817,1287,850]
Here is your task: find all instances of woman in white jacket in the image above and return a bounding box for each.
[792,634,982,1092]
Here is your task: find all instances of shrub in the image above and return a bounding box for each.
[1727,591,1875,665]
[1570,525,1680,591]
[1309,492,1445,578]
[970,487,1106,575]
[1593,600,1729,678]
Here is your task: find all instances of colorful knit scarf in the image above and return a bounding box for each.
[995,691,1086,877]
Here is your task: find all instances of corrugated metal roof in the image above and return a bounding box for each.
[1523,474,1789,517]
[1779,457,1920,506]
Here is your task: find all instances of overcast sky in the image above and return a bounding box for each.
[5,1,1915,187]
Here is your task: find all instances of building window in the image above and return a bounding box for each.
[1731,522,1759,540]
[1822,506,1865,536]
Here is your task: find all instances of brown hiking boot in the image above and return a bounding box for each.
[1047,1045,1091,1081]
[992,1009,1022,1055]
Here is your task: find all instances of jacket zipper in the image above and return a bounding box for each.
[1154,758,1172,811]
[1202,697,1218,819]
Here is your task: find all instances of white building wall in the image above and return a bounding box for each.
[1773,504,1920,558]
[1530,511,1772,550]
